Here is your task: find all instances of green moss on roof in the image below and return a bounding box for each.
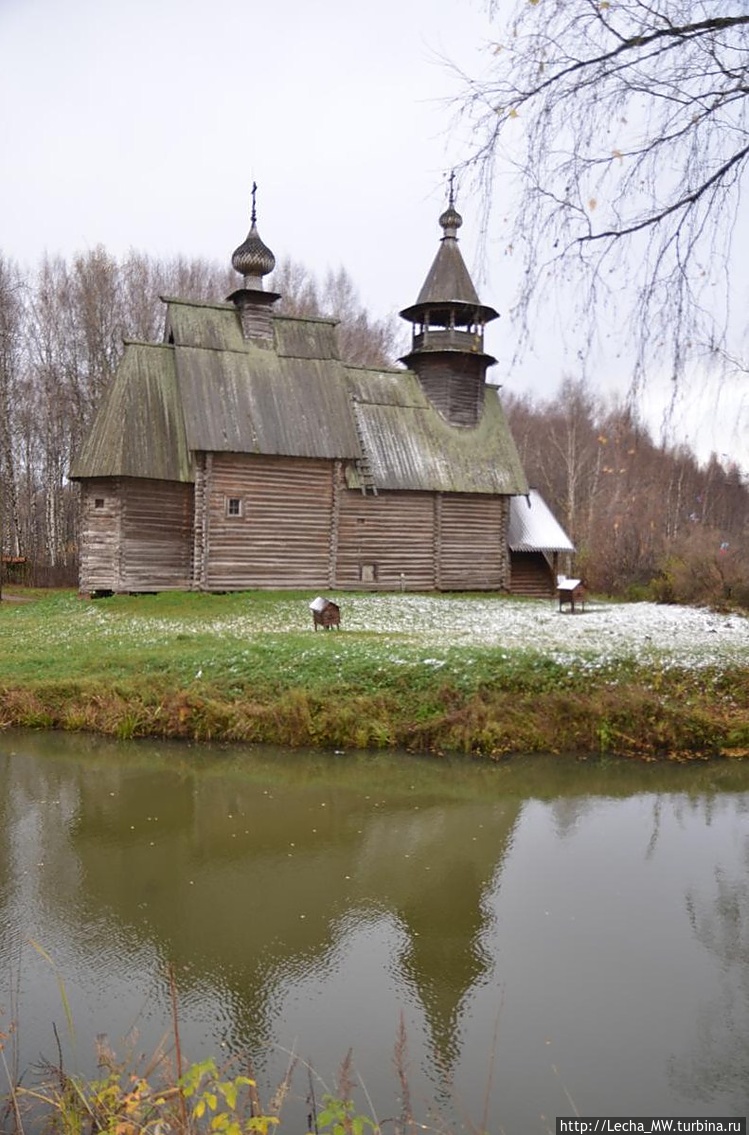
[71,298,528,496]
[348,370,528,494]
[69,343,193,483]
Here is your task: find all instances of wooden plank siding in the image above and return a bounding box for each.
[510,551,556,598]
[201,453,334,590]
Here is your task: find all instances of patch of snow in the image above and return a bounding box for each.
[331,596,748,668]
[30,595,747,672]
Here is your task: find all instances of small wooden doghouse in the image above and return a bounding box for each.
[310,596,341,630]
[557,577,586,613]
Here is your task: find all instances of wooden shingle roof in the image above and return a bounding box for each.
[69,342,193,483]
[399,201,499,327]
[71,298,528,497]
[348,371,527,494]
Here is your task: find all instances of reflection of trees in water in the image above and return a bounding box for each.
[0,753,84,956]
[649,792,749,861]
[0,754,18,1026]
[670,839,749,1112]
[11,737,749,1117]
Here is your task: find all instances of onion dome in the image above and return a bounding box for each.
[438,201,463,239]
[231,183,276,289]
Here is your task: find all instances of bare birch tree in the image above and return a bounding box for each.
[460,1,749,383]
[0,256,25,572]
[505,377,749,593]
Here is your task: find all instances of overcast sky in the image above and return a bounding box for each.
[1,0,746,471]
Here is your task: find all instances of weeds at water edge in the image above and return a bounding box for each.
[0,961,475,1135]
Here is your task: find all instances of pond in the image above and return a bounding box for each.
[1,731,748,1131]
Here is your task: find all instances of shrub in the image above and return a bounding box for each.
[651,527,749,611]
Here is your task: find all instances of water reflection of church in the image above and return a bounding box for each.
[8,745,747,1126]
[61,754,521,1075]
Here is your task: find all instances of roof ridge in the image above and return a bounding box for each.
[273,312,339,327]
[161,296,342,329]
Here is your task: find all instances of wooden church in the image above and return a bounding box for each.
[70,188,532,595]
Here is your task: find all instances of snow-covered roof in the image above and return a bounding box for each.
[508,489,575,553]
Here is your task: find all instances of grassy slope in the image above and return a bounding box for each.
[0,589,747,759]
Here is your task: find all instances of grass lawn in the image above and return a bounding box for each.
[0,588,747,759]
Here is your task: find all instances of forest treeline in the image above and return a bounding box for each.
[0,248,746,607]
[505,381,749,608]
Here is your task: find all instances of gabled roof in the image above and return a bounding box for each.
[508,489,575,552]
[71,298,528,497]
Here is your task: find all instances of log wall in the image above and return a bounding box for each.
[437,493,509,590]
[409,355,486,427]
[334,486,436,589]
[334,482,511,592]
[79,478,193,593]
[79,457,514,594]
[201,453,334,589]
[78,480,123,594]
[120,479,194,591]
[199,455,512,592]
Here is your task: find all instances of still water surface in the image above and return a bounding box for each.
[1,731,748,1131]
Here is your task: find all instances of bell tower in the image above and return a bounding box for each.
[400,177,499,427]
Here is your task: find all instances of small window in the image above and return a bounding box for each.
[226,497,242,517]
[360,563,378,583]
[94,498,105,509]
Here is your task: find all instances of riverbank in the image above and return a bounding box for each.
[0,589,747,759]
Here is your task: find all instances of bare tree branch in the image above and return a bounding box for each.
[588,139,749,240]
[458,1,749,384]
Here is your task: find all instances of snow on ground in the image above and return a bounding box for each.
[335,595,749,668]
[76,594,749,670]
